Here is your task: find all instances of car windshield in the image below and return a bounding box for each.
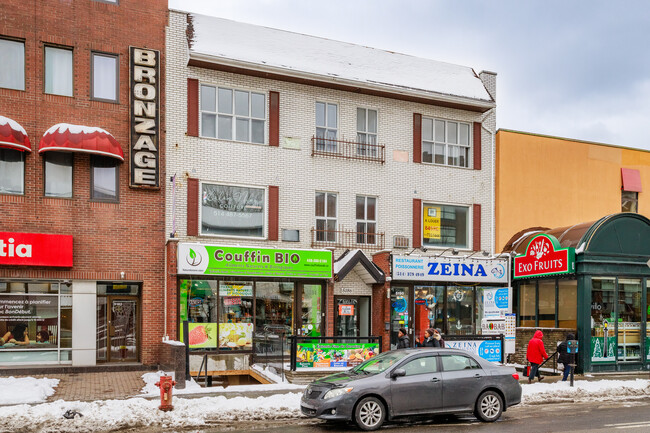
[351,351,410,374]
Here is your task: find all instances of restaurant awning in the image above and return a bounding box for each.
[38,123,124,161]
[0,115,31,152]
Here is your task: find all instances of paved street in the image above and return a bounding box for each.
[128,399,650,433]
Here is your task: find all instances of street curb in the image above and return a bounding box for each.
[137,388,304,401]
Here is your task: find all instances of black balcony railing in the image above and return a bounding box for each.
[311,136,385,163]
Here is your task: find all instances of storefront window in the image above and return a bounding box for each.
[218,281,253,351]
[646,283,650,363]
[301,285,322,337]
[0,281,71,363]
[179,280,218,349]
[255,282,294,335]
[538,280,556,327]
[519,282,536,327]
[558,279,577,329]
[591,277,616,363]
[413,286,443,345]
[618,279,642,362]
[446,286,474,335]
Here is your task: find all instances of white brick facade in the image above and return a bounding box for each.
[165,11,496,256]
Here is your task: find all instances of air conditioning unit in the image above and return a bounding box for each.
[393,235,409,249]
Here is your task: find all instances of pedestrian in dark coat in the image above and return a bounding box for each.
[434,328,445,348]
[526,329,549,383]
[397,328,410,349]
[557,333,575,381]
[423,328,440,347]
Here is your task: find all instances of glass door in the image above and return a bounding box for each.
[413,286,444,346]
[108,298,138,362]
[300,284,323,337]
[390,287,411,348]
[335,297,359,336]
[446,286,475,335]
[618,279,642,362]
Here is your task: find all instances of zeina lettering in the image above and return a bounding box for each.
[427,262,487,277]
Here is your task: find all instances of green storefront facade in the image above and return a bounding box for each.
[510,213,650,372]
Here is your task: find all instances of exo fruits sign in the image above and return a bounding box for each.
[178,244,332,278]
[392,255,508,283]
[0,232,73,267]
[513,234,575,279]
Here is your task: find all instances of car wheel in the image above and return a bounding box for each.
[354,396,385,431]
[475,390,503,422]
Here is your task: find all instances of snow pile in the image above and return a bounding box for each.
[523,379,650,405]
[0,376,59,405]
[1,394,304,433]
[251,364,285,383]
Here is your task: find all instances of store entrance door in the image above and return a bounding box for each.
[335,296,371,337]
[97,297,139,362]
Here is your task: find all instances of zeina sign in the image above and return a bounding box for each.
[513,234,575,279]
[177,244,332,278]
[0,232,73,267]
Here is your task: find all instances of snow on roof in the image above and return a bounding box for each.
[333,249,363,274]
[186,13,493,103]
[44,123,114,137]
[0,115,27,135]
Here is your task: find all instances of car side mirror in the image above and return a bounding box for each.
[391,368,406,379]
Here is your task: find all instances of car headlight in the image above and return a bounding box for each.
[323,387,353,400]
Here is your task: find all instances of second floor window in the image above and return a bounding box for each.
[44,152,73,198]
[422,118,470,168]
[356,195,376,244]
[0,38,25,91]
[201,183,266,238]
[315,192,337,242]
[44,46,73,97]
[200,85,265,144]
[91,156,119,201]
[315,102,337,152]
[422,203,469,249]
[92,53,118,102]
[0,148,24,195]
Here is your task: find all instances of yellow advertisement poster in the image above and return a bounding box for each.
[423,206,441,239]
[218,322,253,350]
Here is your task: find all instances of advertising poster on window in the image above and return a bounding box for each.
[186,323,217,348]
[445,339,503,363]
[296,343,379,368]
[338,304,354,316]
[482,288,510,318]
[218,322,253,350]
[422,206,441,240]
[0,295,58,348]
[219,282,253,297]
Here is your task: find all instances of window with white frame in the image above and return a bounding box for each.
[0,38,25,90]
[422,118,470,168]
[357,108,377,157]
[315,192,337,242]
[356,195,376,244]
[422,203,469,249]
[315,102,337,152]
[91,52,118,102]
[0,148,24,195]
[200,85,265,144]
[44,46,73,97]
[201,183,265,238]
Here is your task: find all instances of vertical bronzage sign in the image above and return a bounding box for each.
[129,47,160,188]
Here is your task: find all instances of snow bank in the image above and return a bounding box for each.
[0,377,59,405]
[522,379,650,405]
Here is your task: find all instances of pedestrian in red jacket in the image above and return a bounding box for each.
[526,330,548,383]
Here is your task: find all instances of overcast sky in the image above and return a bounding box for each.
[169,0,650,150]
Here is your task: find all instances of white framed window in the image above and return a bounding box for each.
[315,102,337,152]
[200,85,265,144]
[91,52,118,102]
[356,108,377,156]
[422,118,470,168]
[0,38,25,90]
[356,195,376,244]
[44,152,73,198]
[0,148,24,195]
[200,182,266,238]
[44,46,73,97]
[315,192,337,242]
[422,203,469,249]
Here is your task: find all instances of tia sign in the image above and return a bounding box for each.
[513,234,575,279]
[0,232,73,267]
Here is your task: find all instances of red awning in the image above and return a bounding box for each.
[39,123,124,161]
[0,115,31,152]
[621,168,642,192]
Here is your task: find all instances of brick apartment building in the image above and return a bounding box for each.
[0,0,166,368]
[165,10,507,374]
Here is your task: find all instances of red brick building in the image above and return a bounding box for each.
[0,0,166,368]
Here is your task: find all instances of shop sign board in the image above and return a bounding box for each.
[178,244,332,278]
[481,318,506,335]
[392,255,508,284]
[295,343,379,368]
[513,234,575,279]
[483,287,510,318]
[445,339,503,363]
[0,232,72,267]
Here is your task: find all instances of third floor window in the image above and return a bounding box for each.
[315,102,337,152]
[0,38,24,91]
[422,117,470,168]
[44,46,73,97]
[200,85,265,144]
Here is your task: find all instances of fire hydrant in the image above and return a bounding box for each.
[154,375,176,411]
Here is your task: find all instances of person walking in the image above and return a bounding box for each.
[397,328,410,349]
[422,328,440,347]
[557,333,575,381]
[434,328,445,348]
[526,330,548,383]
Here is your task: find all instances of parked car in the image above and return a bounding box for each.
[301,348,521,431]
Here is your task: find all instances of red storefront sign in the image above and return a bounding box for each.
[513,234,574,279]
[0,232,73,267]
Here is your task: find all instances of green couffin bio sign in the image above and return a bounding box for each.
[177,244,333,278]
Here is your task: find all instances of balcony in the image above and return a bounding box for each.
[311,136,385,163]
[311,227,386,251]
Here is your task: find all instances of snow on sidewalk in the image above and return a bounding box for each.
[522,379,650,405]
[0,377,59,405]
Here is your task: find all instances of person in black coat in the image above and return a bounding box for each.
[423,328,440,347]
[557,333,575,381]
[397,328,410,349]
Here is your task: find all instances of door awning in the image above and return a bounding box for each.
[334,249,385,284]
[39,123,124,161]
[0,115,31,152]
[621,168,642,192]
